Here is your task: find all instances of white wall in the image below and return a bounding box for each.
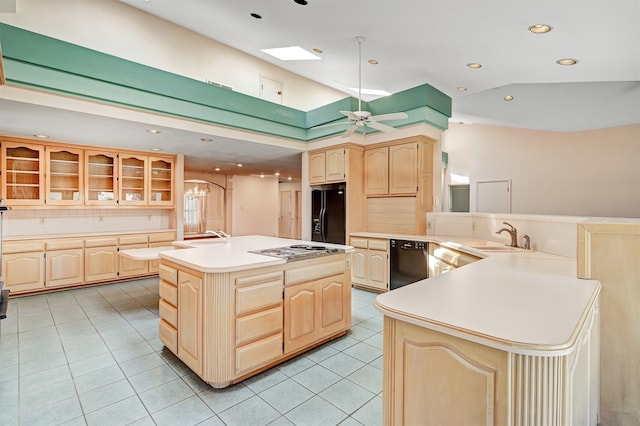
[442,123,640,218]
[0,0,346,111]
[230,175,279,237]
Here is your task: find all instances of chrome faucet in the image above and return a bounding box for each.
[496,222,518,247]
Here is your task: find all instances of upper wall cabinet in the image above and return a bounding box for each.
[149,157,175,206]
[309,148,346,185]
[119,154,148,206]
[85,150,118,206]
[46,146,84,206]
[1,141,45,205]
[365,141,418,195]
[1,137,175,209]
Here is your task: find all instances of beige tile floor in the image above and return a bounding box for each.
[0,278,384,425]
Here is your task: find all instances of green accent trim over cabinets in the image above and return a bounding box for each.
[0,23,451,140]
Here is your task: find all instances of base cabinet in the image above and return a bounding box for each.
[350,237,389,291]
[2,245,45,292]
[46,248,84,288]
[382,302,600,426]
[159,253,351,388]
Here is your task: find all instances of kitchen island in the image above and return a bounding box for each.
[157,235,352,388]
[374,244,601,425]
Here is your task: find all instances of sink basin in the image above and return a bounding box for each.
[458,241,525,251]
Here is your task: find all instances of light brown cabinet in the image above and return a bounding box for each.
[177,269,203,375]
[2,241,45,292]
[158,264,179,354]
[46,147,83,205]
[365,141,418,195]
[350,237,389,291]
[1,141,45,205]
[85,150,118,206]
[149,156,175,206]
[84,237,119,283]
[148,232,177,273]
[45,239,84,288]
[119,154,148,206]
[309,147,346,185]
[118,235,149,278]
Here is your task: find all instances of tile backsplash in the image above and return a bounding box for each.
[427,212,590,258]
[3,208,172,238]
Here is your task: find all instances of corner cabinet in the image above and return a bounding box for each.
[1,142,45,205]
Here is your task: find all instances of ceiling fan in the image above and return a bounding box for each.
[318,36,408,138]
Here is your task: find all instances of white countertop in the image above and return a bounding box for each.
[372,234,601,356]
[159,235,352,273]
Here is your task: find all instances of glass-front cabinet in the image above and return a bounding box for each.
[1,142,45,205]
[119,154,148,206]
[46,147,83,205]
[84,150,118,206]
[149,156,174,206]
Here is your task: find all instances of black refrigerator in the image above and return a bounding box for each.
[311,184,346,244]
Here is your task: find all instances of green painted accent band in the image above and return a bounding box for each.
[0,23,451,140]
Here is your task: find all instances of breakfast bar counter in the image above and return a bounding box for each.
[373,239,601,425]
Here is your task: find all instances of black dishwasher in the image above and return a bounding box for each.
[389,239,429,290]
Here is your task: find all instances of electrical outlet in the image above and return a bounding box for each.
[98,216,104,223]
[147,215,152,222]
[39,217,45,224]
[345,258,350,270]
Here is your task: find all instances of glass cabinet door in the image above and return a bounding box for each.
[85,150,118,206]
[149,156,174,206]
[1,142,45,205]
[119,154,148,205]
[46,147,83,205]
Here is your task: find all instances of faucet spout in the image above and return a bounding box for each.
[495,222,518,247]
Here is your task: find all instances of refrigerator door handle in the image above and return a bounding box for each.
[320,208,327,242]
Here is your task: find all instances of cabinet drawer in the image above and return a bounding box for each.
[236,333,282,376]
[286,259,345,286]
[159,299,177,327]
[119,235,148,245]
[236,306,283,346]
[159,264,178,285]
[46,239,84,250]
[368,239,389,251]
[3,241,46,253]
[159,319,178,353]
[84,237,118,248]
[148,232,176,243]
[236,279,283,315]
[350,238,369,249]
[159,280,177,306]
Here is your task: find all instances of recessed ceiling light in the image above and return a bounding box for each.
[275,172,280,176]
[214,167,221,171]
[467,63,482,69]
[504,95,514,101]
[457,87,468,91]
[151,147,162,151]
[200,138,213,142]
[33,134,49,139]
[288,177,292,181]
[261,46,321,61]
[250,13,262,19]
[236,163,243,168]
[260,174,265,178]
[293,0,308,5]
[368,59,379,65]
[528,24,553,34]
[146,129,161,134]
[313,48,323,54]
[347,87,391,97]
[557,58,578,66]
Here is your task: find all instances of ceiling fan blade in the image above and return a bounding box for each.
[366,121,399,133]
[341,125,358,138]
[370,112,408,122]
[339,110,359,121]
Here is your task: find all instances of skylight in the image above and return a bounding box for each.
[348,88,391,97]
[260,46,321,61]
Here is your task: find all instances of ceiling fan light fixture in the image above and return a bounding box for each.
[557,58,578,66]
[261,46,321,61]
[529,24,552,34]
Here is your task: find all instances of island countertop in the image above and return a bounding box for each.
[373,235,601,356]
[159,235,352,273]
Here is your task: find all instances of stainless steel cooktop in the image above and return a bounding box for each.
[250,244,342,261]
